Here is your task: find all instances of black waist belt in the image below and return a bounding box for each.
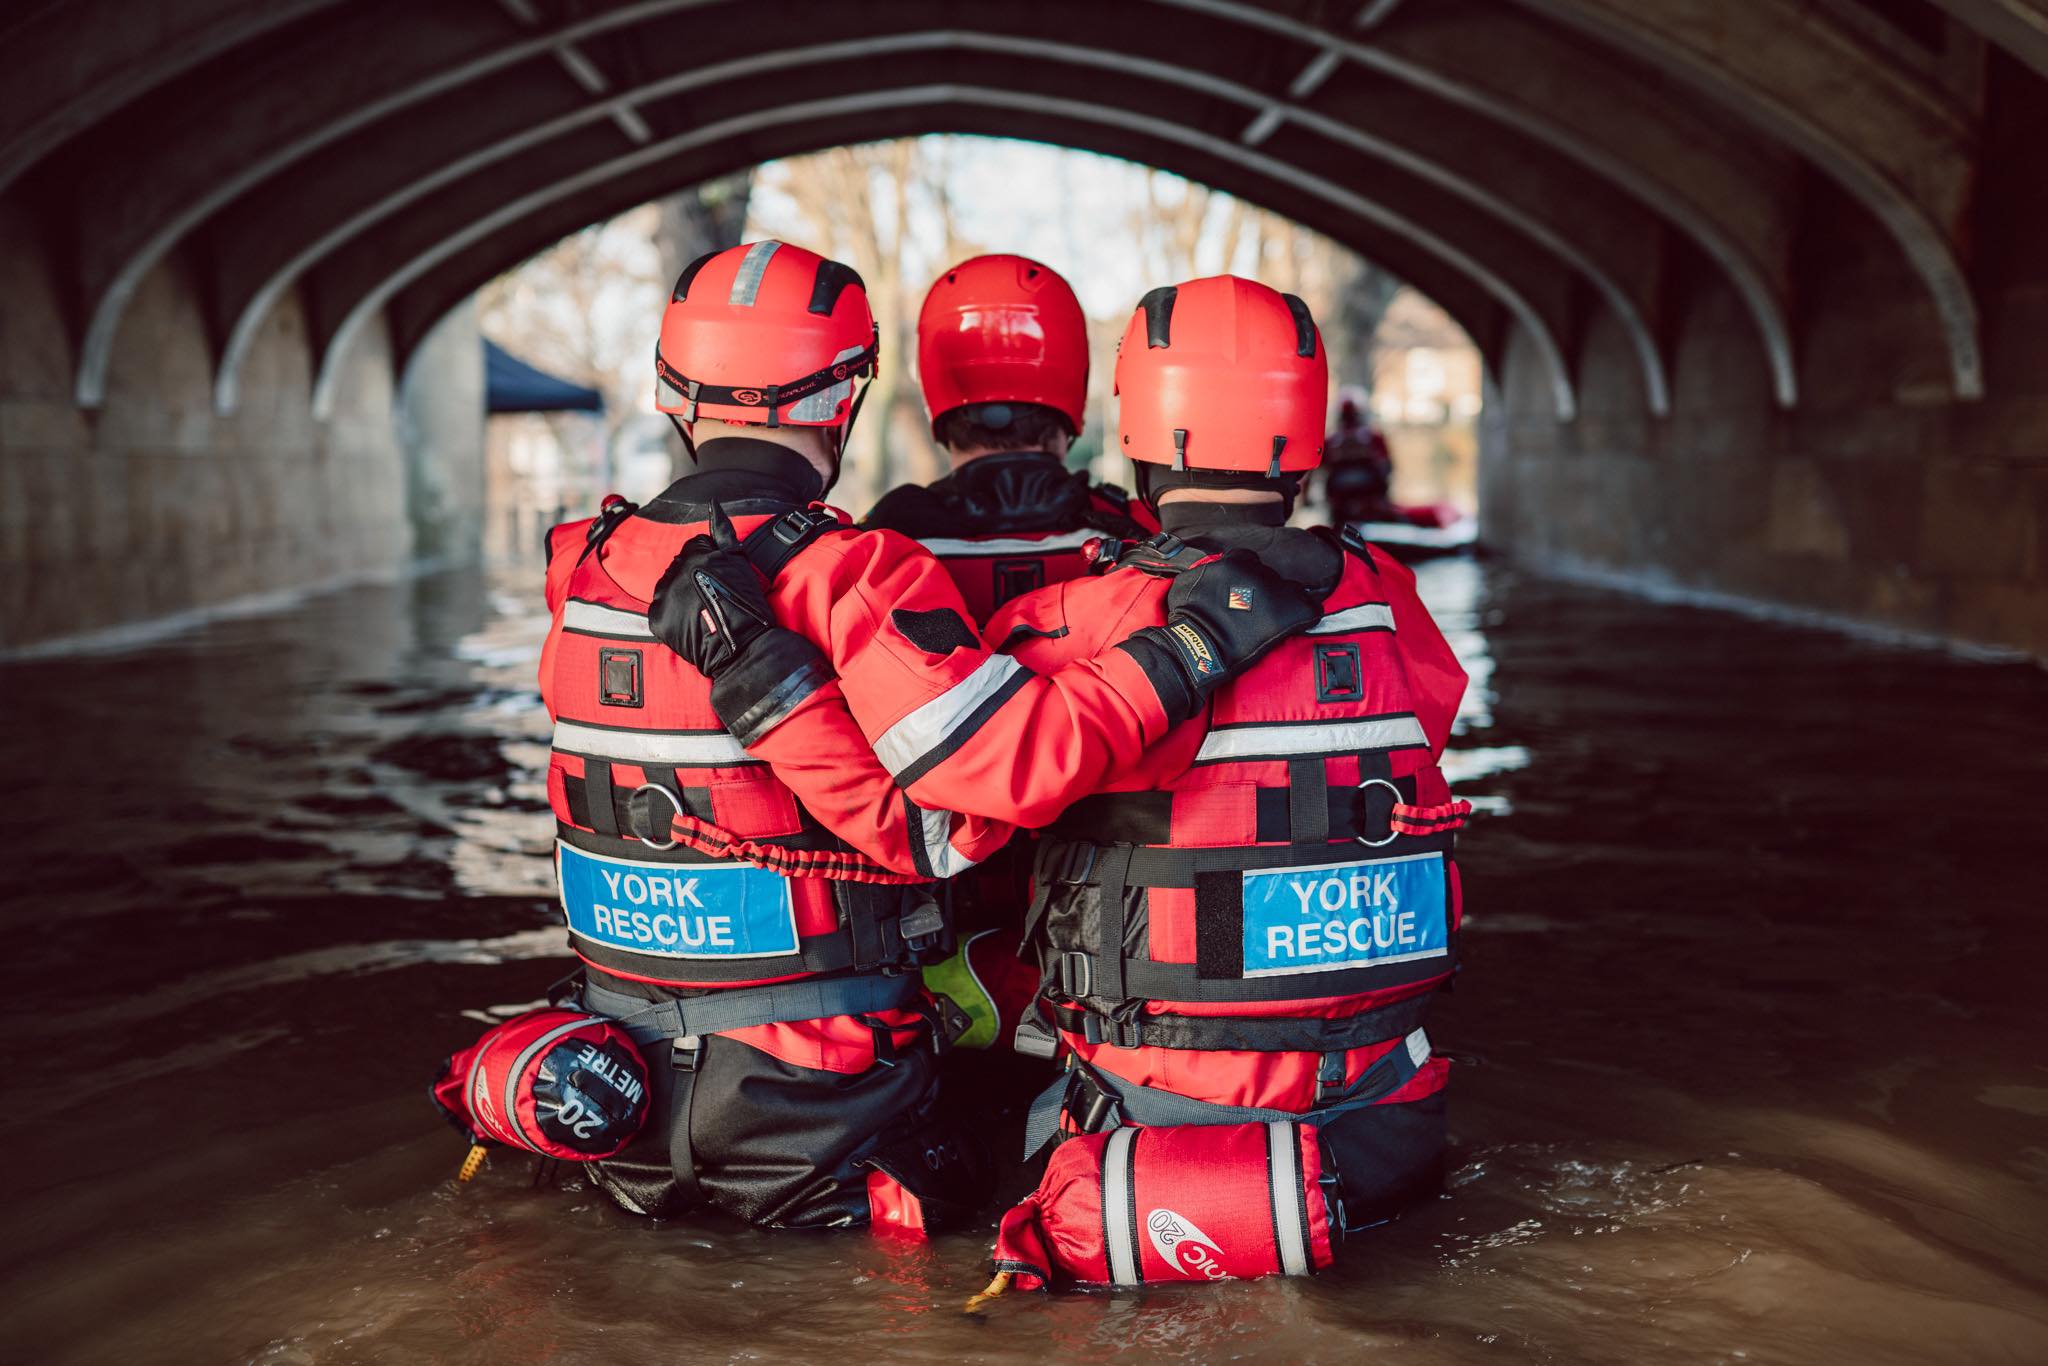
[1046,991,1432,1052]
[580,973,922,1043]
[1047,775,1418,847]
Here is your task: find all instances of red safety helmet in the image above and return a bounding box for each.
[655,240,878,430]
[917,254,1089,437]
[1113,275,1327,474]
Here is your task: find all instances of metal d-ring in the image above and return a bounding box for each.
[631,782,685,851]
[1355,777,1403,848]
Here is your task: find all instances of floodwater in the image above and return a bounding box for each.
[3,558,2046,1365]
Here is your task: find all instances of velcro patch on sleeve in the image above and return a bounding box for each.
[892,607,980,655]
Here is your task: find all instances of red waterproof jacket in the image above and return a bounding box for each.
[987,512,1469,1223]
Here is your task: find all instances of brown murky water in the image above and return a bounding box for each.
[4,560,2046,1364]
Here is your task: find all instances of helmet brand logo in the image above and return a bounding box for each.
[730,388,764,406]
[1146,1209,1229,1280]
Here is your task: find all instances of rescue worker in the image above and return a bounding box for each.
[987,276,1472,1250]
[538,241,1323,1232]
[1319,385,1397,525]
[865,253,1154,619]
[864,255,1147,1071]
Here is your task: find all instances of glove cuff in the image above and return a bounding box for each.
[709,628,831,746]
[1116,631,1201,730]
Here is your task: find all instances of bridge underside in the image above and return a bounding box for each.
[2,0,2045,654]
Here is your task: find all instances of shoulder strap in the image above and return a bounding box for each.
[1332,522,1382,576]
[1097,531,1211,578]
[740,504,841,584]
[575,494,639,566]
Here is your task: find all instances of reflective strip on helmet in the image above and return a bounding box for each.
[916,529,1098,558]
[552,719,754,766]
[873,653,1029,783]
[1305,602,1394,634]
[727,240,782,306]
[1193,715,1428,763]
[1267,1121,1310,1276]
[563,600,655,639]
[1101,1126,1142,1286]
[787,342,865,423]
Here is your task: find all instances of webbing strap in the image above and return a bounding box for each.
[1093,846,1133,1002]
[583,761,620,838]
[664,1038,708,1208]
[1288,757,1330,844]
[580,973,920,1044]
[739,505,839,584]
[1046,778,1423,846]
[1048,992,1432,1053]
[1021,1029,1432,1155]
[655,342,876,417]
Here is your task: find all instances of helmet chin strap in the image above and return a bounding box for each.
[668,414,699,464]
[820,372,876,498]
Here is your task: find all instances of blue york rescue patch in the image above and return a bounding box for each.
[1241,851,1449,978]
[557,843,798,960]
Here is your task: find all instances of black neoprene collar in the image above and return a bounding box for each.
[639,437,825,520]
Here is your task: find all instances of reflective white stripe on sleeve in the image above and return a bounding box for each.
[1102,1126,1142,1287]
[562,600,655,638]
[919,804,979,879]
[551,720,752,766]
[916,529,1098,558]
[873,653,1027,779]
[1193,715,1428,762]
[1267,1121,1310,1277]
[1305,602,1395,634]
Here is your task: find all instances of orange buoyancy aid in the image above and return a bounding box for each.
[541,498,948,994]
[1001,529,1468,1219]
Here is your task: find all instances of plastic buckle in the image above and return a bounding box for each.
[1313,1051,1345,1106]
[1110,1015,1142,1050]
[671,1035,702,1073]
[897,898,946,957]
[1078,1083,1118,1134]
[1354,777,1403,848]
[772,509,810,546]
[630,783,684,851]
[1059,951,1094,999]
[1079,1013,1103,1045]
[1012,1010,1059,1060]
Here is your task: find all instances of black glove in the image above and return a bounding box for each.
[1117,549,1324,727]
[648,503,830,744]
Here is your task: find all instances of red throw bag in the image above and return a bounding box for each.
[992,1122,1338,1290]
[432,1009,650,1160]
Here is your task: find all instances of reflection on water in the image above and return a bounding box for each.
[2,562,2046,1364]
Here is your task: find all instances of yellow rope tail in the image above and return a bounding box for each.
[457,1144,488,1183]
[963,1271,1012,1313]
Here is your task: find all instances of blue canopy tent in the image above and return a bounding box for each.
[484,340,604,414]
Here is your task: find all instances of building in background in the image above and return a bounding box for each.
[481,340,603,562]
